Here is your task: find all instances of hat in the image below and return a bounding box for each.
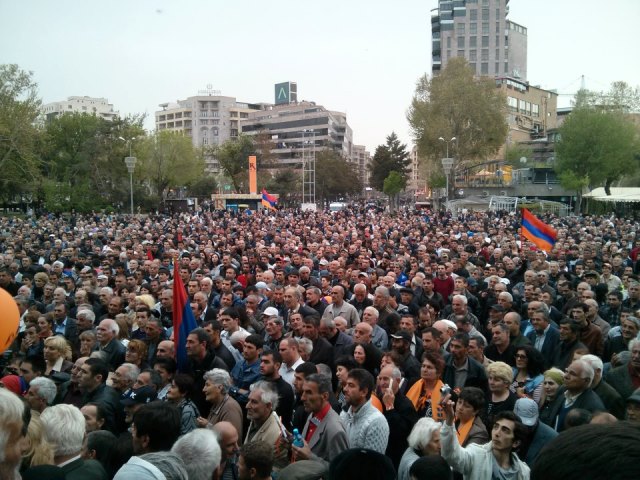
[490,304,505,312]
[390,331,412,343]
[514,397,539,426]
[262,307,279,318]
[97,274,108,281]
[626,388,640,405]
[255,281,271,291]
[0,375,27,395]
[120,386,157,406]
[544,369,564,387]
[400,287,414,295]
[466,277,477,287]
[319,259,329,266]
[584,271,600,278]
[358,272,368,278]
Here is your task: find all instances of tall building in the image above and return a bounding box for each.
[431,0,527,80]
[241,101,353,167]
[350,145,371,188]
[155,90,266,173]
[41,96,118,123]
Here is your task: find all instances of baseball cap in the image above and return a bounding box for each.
[120,386,156,406]
[626,388,640,405]
[390,331,411,343]
[514,397,539,426]
[262,307,279,318]
[255,281,271,291]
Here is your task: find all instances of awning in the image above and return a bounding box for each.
[583,187,640,203]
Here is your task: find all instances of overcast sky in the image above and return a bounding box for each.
[2,0,638,153]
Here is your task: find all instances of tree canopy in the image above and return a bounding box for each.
[368,132,410,191]
[315,149,362,202]
[407,57,508,168]
[213,135,257,192]
[555,107,639,196]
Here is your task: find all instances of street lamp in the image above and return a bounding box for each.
[119,137,137,215]
[439,136,456,207]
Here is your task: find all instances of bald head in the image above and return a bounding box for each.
[212,421,239,461]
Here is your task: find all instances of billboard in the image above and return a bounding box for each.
[275,81,297,105]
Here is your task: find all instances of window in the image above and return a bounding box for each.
[481,62,489,74]
[496,21,501,33]
[495,48,500,60]
[495,62,499,74]
[496,8,500,18]
[507,96,518,112]
[212,119,219,125]
[457,49,465,57]
[482,36,489,47]
[201,110,208,117]
[481,49,489,61]
[469,49,477,61]
[504,61,509,74]
[469,36,477,47]
[469,62,477,72]
[212,128,219,136]
[496,35,500,46]
[456,23,465,34]
[211,111,219,117]
[519,100,526,112]
[481,8,489,20]
[470,22,477,34]
[532,104,540,117]
[470,9,477,21]
[482,22,489,34]
[457,36,465,47]
[447,37,452,48]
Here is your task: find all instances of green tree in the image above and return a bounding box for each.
[555,107,639,210]
[265,169,300,206]
[573,81,640,113]
[407,57,508,171]
[187,176,218,199]
[213,135,256,192]
[368,132,410,191]
[315,149,361,203]
[383,171,405,211]
[0,64,43,205]
[138,130,204,208]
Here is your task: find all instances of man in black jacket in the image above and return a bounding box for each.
[442,332,489,394]
[375,365,418,470]
[78,358,120,434]
[302,314,335,368]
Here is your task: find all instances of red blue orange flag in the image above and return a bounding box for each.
[521,208,557,252]
[261,188,278,211]
[172,260,197,371]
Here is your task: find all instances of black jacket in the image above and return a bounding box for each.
[442,355,489,394]
[541,386,605,432]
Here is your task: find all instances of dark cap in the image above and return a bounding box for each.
[399,287,414,296]
[390,330,412,343]
[120,386,157,406]
[584,271,599,278]
[490,304,505,312]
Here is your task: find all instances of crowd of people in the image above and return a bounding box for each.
[1,204,640,480]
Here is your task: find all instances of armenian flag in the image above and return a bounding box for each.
[262,188,278,211]
[172,260,197,371]
[521,208,557,253]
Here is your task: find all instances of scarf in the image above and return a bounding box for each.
[455,416,475,445]
[406,379,444,421]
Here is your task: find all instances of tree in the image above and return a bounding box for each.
[0,64,43,205]
[137,131,204,208]
[213,135,256,192]
[407,57,508,170]
[383,171,405,212]
[187,176,218,198]
[555,107,639,210]
[573,81,640,113]
[315,149,362,203]
[265,169,300,207]
[368,132,410,191]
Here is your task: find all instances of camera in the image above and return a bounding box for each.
[440,384,452,397]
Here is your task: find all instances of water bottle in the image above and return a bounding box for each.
[292,428,304,448]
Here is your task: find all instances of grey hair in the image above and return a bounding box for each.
[41,404,85,456]
[171,429,221,480]
[390,366,402,380]
[573,358,595,387]
[364,306,379,318]
[625,316,640,330]
[581,354,604,373]
[320,316,336,329]
[297,337,314,355]
[29,377,58,406]
[315,363,332,379]
[139,452,188,480]
[353,283,367,293]
[374,286,390,299]
[498,291,513,302]
[77,308,96,323]
[203,368,232,394]
[120,363,141,384]
[250,380,279,410]
[285,287,302,300]
[629,338,640,352]
[452,294,467,306]
[304,373,332,394]
[100,286,114,296]
[407,417,441,450]
[307,286,322,296]
[101,318,119,335]
[0,389,25,462]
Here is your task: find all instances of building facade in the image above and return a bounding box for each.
[431,0,527,80]
[41,96,118,123]
[241,101,353,167]
[155,93,266,173]
[350,144,371,188]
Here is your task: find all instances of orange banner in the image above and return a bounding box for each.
[248,156,257,194]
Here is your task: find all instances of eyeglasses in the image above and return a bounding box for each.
[514,354,527,359]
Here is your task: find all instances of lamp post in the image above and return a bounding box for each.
[119,137,137,215]
[439,136,456,207]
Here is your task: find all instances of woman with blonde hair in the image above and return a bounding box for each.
[43,335,73,375]
[20,411,54,471]
[485,361,517,426]
[114,313,131,347]
[135,294,156,310]
[125,339,149,370]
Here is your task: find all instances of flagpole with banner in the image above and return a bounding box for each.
[172,256,198,372]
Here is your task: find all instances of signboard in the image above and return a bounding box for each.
[275,81,297,105]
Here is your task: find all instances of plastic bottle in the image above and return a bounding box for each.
[292,428,304,448]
